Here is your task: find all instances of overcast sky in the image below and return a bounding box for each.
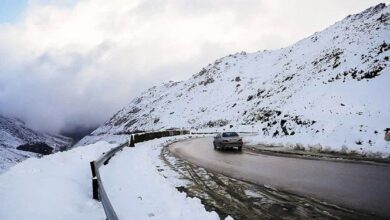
[0,0,388,133]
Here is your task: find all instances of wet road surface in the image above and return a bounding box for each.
[169,138,390,218]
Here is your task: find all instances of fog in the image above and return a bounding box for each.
[0,0,386,134]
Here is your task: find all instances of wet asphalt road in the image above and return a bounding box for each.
[169,137,390,218]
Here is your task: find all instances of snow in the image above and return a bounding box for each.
[244,189,261,198]
[100,136,220,220]
[0,136,222,220]
[81,4,390,156]
[0,147,35,173]
[2,4,389,220]
[244,133,390,158]
[0,141,111,220]
[0,115,73,174]
[74,133,128,147]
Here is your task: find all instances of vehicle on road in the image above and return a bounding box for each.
[213,132,243,151]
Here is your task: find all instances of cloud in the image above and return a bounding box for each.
[0,0,387,133]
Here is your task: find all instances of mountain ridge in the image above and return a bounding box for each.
[79,3,390,155]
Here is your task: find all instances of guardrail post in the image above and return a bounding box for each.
[128,135,135,147]
[90,161,97,177]
[92,177,99,201]
[90,161,99,200]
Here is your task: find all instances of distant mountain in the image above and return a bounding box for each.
[0,115,73,173]
[80,4,390,154]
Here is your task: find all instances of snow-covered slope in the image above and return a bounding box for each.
[0,115,73,173]
[82,4,390,154]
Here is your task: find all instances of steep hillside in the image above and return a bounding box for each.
[81,4,390,154]
[0,115,73,173]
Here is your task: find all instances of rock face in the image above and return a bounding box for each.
[81,4,390,154]
[0,115,73,173]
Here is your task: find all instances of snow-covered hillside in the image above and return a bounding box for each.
[0,115,73,173]
[82,4,390,155]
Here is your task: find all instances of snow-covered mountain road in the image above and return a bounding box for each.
[169,138,390,218]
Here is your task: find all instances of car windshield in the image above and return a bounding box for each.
[222,132,239,137]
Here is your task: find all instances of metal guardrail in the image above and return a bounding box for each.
[89,130,189,220]
[191,131,259,136]
[90,144,125,220]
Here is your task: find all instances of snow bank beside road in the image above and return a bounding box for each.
[100,136,220,220]
[0,136,220,220]
[244,133,390,158]
[0,141,111,220]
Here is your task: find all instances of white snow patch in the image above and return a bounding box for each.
[0,141,112,220]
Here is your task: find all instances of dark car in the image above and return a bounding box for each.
[213,132,243,151]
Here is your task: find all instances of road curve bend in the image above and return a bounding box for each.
[169,137,390,218]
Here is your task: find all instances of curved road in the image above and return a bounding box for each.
[170,137,390,218]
